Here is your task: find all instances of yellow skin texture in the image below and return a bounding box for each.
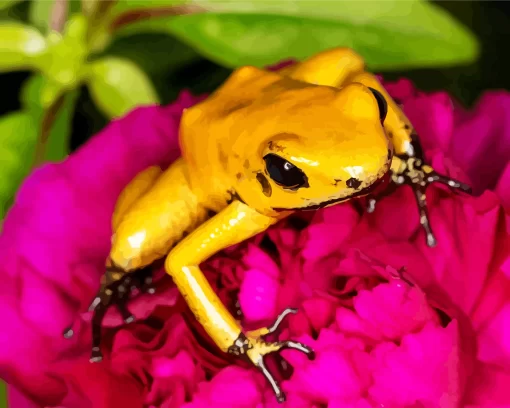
[106,47,441,392]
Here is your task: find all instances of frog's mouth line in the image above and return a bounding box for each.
[273,172,390,212]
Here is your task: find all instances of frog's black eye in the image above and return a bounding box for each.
[368,87,388,123]
[263,153,308,189]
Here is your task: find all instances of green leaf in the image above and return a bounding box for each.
[33,15,89,92]
[0,22,47,73]
[109,0,187,16]
[29,0,82,35]
[0,111,38,219]
[28,0,54,33]
[0,0,23,11]
[102,32,199,78]
[20,74,79,162]
[0,72,76,218]
[112,0,479,70]
[86,57,160,118]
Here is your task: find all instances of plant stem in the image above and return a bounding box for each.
[30,0,69,171]
[31,95,66,169]
[109,4,206,32]
[50,0,69,33]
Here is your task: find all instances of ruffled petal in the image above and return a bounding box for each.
[0,93,201,405]
[368,322,463,408]
[450,91,510,193]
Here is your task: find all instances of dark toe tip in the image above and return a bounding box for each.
[426,234,437,248]
[124,315,136,324]
[63,327,74,339]
[90,348,103,363]
[276,392,286,404]
[307,349,316,361]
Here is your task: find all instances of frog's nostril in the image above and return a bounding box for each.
[346,177,362,189]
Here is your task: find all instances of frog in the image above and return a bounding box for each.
[64,47,472,403]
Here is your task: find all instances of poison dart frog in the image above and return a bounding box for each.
[64,47,472,403]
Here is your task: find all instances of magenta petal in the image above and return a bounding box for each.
[8,386,40,408]
[369,322,462,407]
[476,304,510,369]
[404,91,454,154]
[152,350,195,381]
[239,268,279,322]
[207,367,262,407]
[0,93,201,405]
[464,364,510,406]
[415,190,501,315]
[353,281,436,340]
[450,91,510,193]
[302,297,337,333]
[328,399,375,408]
[302,204,359,261]
[291,348,364,403]
[495,162,510,209]
[368,185,420,241]
[242,244,281,280]
[381,78,416,101]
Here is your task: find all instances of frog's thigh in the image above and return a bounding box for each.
[347,71,414,156]
[164,200,279,351]
[110,160,205,271]
[283,47,366,88]
[112,165,163,231]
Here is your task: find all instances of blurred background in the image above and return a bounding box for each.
[0,0,509,405]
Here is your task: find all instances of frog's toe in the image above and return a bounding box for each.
[246,307,297,338]
[90,346,103,363]
[228,308,314,404]
[425,170,472,194]
[393,155,473,247]
[248,336,314,403]
[63,265,155,363]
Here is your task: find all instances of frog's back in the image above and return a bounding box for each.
[177,66,283,208]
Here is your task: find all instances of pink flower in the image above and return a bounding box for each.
[1,67,509,408]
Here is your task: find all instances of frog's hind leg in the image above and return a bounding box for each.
[86,264,155,362]
[276,47,366,88]
[64,159,209,362]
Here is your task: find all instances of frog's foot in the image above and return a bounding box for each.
[390,155,472,247]
[229,308,315,403]
[62,265,155,363]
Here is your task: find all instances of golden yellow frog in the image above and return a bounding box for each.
[66,47,471,403]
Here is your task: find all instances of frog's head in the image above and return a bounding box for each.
[232,82,393,214]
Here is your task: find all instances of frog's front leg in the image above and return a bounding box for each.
[347,71,473,247]
[366,155,471,246]
[165,200,314,402]
[366,137,472,247]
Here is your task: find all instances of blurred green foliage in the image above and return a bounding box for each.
[113,0,478,70]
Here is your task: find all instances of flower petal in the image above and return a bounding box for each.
[369,322,463,408]
[404,91,455,154]
[0,92,202,405]
[239,268,279,322]
[302,204,359,261]
[450,91,510,193]
[353,280,436,340]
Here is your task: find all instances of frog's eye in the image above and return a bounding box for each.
[263,153,308,189]
[368,87,388,123]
